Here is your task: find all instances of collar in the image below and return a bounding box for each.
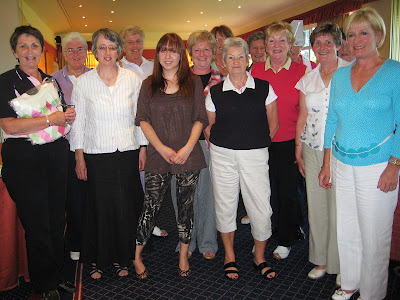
[121,56,148,67]
[223,71,255,93]
[265,57,292,73]
[61,65,91,78]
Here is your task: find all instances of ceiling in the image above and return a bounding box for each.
[21,0,335,47]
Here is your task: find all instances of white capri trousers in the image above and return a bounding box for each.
[209,143,272,241]
[332,156,398,300]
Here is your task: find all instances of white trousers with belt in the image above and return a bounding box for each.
[209,143,272,241]
[332,157,398,300]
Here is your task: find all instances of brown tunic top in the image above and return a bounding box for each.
[135,76,208,174]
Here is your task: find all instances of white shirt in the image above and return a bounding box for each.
[70,65,148,153]
[295,57,351,150]
[120,56,154,80]
[205,72,277,112]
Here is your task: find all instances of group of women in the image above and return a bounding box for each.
[0,6,399,300]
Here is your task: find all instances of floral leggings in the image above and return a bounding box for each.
[136,170,200,245]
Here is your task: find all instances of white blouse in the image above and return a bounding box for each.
[295,58,351,151]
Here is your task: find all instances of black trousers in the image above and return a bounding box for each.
[1,138,69,293]
[137,170,200,246]
[269,139,298,247]
[65,150,87,252]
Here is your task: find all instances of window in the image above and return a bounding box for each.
[301,24,317,63]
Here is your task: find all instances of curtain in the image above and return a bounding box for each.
[391,0,400,61]
[320,14,349,29]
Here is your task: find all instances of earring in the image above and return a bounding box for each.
[16,57,19,63]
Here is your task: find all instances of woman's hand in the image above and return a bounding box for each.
[159,145,177,164]
[173,145,192,165]
[64,107,76,125]
[295,145,305,178]
[377,162,400,193]
[319,165,331,189]
[75,150,87,181]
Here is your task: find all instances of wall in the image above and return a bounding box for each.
[0,0,20,74]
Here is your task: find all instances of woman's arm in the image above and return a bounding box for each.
[295,91,308,178]
[139,146,146,171]
[204,110,216,145]
[75,149,87,181]
[0,110,70,135]
[266,100,279,140]
[174,121,203,165]
[318,148,332,189]
[140,121,176,164]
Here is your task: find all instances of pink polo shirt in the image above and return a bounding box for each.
[251,58,306,142]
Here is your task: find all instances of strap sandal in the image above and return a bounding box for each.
[177,268,191,277]
[224,262,239,280]
[89,264,103,280]
[113,263,128,277]
[273,246,291,260]
[253,261,276,279]
[135,268,149,280]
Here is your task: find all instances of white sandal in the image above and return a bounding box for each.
[273,246,291,260]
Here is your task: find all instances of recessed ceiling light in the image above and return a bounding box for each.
[205,24,207,26]
[82,16,85,19]
[109,20,112,22]
[85,24,87,27]
[200,11,203,14]
[111,10,114,13]
[238,5,241,8]
[79,4,82,8]
[187,20,190,22]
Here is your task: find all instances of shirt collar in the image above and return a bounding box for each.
[265,57,292,73]
[122,56,148,67]
[223,71,255,93]
[61,65,91,78]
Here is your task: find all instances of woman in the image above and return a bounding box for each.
[251,21,307,260]
[210,25,234,76]
[134,33,208,278]
[295,23,351,282]
[206,37,279,280]
[171,30,222,260]
[0,26,75,300]
[319,8,400,300]
[338,29,355,62]
[52,32,90,262]
[70,28,146,279]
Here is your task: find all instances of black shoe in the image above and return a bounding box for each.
[42,290,61,300]
[296,226,306,240]
[58,280,76,293]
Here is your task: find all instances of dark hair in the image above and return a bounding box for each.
[340,28,346,40]
[310,23,342,47]
[150,33,195,99]
[247,31,265,48]
[10,25,44,52]
[211,25,234,38]
[92,28,123,58]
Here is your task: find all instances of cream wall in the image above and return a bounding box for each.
[0,0,20,74]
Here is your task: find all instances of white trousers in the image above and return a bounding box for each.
[332,157,398,300]
[210,143,272,241]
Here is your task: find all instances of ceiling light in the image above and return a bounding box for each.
[109,20,112,22]
[238,5,241,8]
[82,16,85,19]
[79,5,82,8]
[200,12,203,14]
[111,11,114,13]
[187,20,190,22]
[85,24,87,27]
[205,24,207,26]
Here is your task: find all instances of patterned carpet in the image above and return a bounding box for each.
[1,194,399,300]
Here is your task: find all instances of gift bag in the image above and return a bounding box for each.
[9,78,71,145]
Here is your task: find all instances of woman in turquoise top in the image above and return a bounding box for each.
[319,8,400,300]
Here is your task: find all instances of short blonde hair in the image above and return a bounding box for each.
[119,26,145,45]
[222,37,249,63]
[344,7,386,48]
[264,21,295,44]
[187,30,216,57]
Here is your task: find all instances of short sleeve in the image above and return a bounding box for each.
[265,84,278,105]
[135,79,152,126]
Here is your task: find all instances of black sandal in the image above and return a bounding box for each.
[253,262,276,279]
[224,262,239,280]
[89,264,103,280]
[177,268,191,277]
[113,263,128,277]
[135,268,149,280]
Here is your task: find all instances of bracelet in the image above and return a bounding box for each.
[321,164,329,168]
[45,115,50,127]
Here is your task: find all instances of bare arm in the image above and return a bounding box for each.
[295,91,308,178]
[266,101,279,140]
[138,146,147,171]
[318,148,331,189]
[140,121,176,164]
[204,111,216,145]
[174,121,204,164]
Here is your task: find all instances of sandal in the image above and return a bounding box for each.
[224,262,239,280]
[113,263,128,277]
[89,264,103,280]
[177,268,191,277]
[253,262,276,279]
[135,268,149,280]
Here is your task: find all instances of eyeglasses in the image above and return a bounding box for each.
[65,48,86,54]
[97,45,118,52]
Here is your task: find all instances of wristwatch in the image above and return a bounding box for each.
[388,158,400,166]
